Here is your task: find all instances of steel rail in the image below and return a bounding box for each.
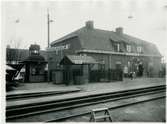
[46,94,165,122]
[7,85,165,109]
[6,86,165,119]
[7,90,80,100]
[6,85,166,120]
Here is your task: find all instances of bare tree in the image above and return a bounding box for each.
[6,38,24,64]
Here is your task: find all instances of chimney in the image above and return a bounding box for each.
[116,27,123,35]
[85,20,94,29]
[7,44,10,48]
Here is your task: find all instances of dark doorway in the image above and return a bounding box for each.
[138,63,144,77]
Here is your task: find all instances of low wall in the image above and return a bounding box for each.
[29,75,45,82]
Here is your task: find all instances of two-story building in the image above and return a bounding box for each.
[47,21,162,84]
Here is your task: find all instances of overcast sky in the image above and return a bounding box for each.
[2,0,167,60]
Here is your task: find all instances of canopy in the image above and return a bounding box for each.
[6,65,16,70]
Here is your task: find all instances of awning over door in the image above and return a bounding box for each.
[6,65,16,70]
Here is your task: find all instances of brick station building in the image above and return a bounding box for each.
[47,21,162,84]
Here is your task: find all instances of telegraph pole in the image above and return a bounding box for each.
[47,9,54,48]
[47,9,54,82]
[47,9,50,48]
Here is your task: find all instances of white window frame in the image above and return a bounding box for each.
[126,45,131,52]
[117,43,120,52]
[34,50,39,54]
[137,46,142,53]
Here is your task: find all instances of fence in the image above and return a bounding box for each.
[89,69,123,82]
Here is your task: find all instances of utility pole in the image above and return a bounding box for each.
[47,9,54,82]
[47,9,50,48]
[47,9,54,48]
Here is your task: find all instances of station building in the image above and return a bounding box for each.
[47,21,162,84]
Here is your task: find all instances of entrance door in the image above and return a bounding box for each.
[138,63,144,77]
[63,66,72,85]
[24,64,30,82]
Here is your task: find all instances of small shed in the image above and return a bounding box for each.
[60,55,97,85]
[21,44,47,82]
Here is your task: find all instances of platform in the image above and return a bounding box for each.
[7,86,80,97]
[6,78,166,108]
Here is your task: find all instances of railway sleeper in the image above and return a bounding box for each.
[6,86,166,119]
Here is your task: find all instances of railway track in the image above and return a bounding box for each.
[6,90,80,101]
[6,85,166,121]
[47,93,165,122]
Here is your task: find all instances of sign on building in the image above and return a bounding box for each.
[47,44,70,54]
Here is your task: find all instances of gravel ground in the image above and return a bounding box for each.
[9,92,165,122]
[65,98,166,122]
[111,98,166,122]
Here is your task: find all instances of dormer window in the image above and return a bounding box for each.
[113,43,120,52]
[126,45,131,52]
[137,46,142,53]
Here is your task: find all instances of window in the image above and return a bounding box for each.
[126,45,131,52]
[31,66,42,75]
[113,43,120,52]
[32,68,36,75]
[117,44,120,52]
[31,50,39,55]
[137,46,142,53]
[34,50,39,54]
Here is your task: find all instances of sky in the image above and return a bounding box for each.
[1,0,167,60]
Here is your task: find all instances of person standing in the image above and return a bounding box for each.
[123,66,128,77]
[129,71,133,80]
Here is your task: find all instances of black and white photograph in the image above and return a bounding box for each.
[1,0,166,123]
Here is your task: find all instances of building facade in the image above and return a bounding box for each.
[47,21,162,84]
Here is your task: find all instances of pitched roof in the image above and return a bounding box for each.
[6,48,47,62]
[51,26,161,56]
[60,55,98,65]
[6,65,16,70]
[23,55,46,62]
